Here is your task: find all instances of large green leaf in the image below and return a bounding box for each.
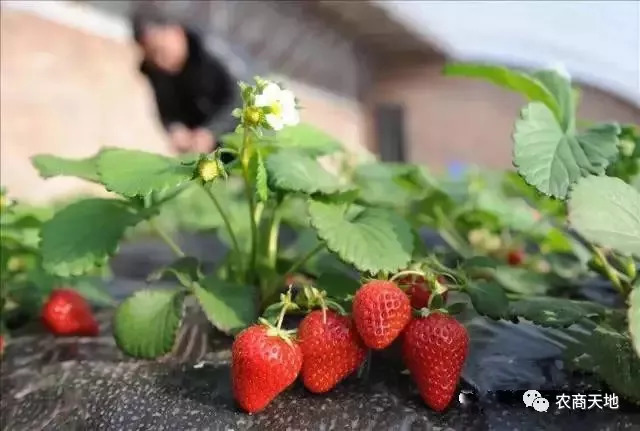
[308,199,413,273]
[568,176,640,256]
[564,325,640,401]
[41,199,143,276]
[465,281,509,319]
[266,151,349,195]
[508,297,604,328]
[98,149,195,198]
[443,63,561,121]
[195,277,258,334]
[629,285,640,358]
[513,103,619,199]
[114,289,184,359]
[31,151,104,183]
[271,124,343,156]
[532,70,576,130]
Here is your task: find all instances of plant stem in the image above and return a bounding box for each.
[201,184,242,265]
[286,242,325,276]
[590,245,627,296]
[267,205,282,269]
[240,128,259,283]
[148,219,185,258]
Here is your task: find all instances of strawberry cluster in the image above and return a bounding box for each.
[231,273,469,414]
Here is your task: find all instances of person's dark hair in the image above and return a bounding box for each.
[131,9,173,45]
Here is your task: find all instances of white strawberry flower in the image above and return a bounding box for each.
[254,82,299,131]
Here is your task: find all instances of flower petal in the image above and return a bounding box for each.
[266,113,284,131]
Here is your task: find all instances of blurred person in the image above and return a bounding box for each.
[132,11,240,155]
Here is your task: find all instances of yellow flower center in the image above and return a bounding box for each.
[198,160,219,182]
[270,101,282,117]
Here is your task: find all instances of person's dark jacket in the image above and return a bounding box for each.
[139,31,240,135]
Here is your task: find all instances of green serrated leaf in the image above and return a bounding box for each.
[568,176,640,256]
[98,149,195,198]
[148,257,203,288]
[509,297,604,328]
[629,288,640,358]
[265,151,349,195]
[309,199,413,274]
[564,325,640,401]
[250,150,268,202]
[315,272,360,300]
[443,63,561,121]
[465,281,509,319]
[271,123,343,156]
[113,289,184,359]
[31,151,104,183]
[195,277,258,334]
[41,199,143,276]
[513,102,620,198]
[532,70,575,130]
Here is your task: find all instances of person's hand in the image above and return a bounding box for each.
[168,123,192,153]
[191,128,216,154]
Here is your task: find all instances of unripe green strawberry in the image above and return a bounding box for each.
[231,324,302,413]
[403,313,469,412]
[352,280,411,350]
[298,310,367,393]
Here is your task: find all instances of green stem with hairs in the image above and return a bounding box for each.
[148,219,185,258]
[240,127,260,284]
[201,184,243,273]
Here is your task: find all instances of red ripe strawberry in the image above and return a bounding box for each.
[352,280,411,350]
[232,325,302,413]
[403,312,469,412]
[298,310,367,393]
[507,249,525,266]
[41,289,99,336]
[400,275,449,309]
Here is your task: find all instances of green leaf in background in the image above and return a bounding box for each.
[473,189,542,233]
[568,175,640,256]
[494,266,550,295]
[465,281,509,319]
[68,276,115,307]
[250,150,268,202]
[270,123,343,156]
[148,257,203,289]
[266,151,350,195]
[315,272,360,300]
[564,325,640,401]
[629,286,640,358]
[31,151,105,183]
[308,199,413,274]
[41,199,143,276]
[513,102,619,198]
[353,163,426,208]
[196,277,258,334]
[508,297,603,328]
[98,149,195,198]
[113,289,184,359]
[443,63,561,122]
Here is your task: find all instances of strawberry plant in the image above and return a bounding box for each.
[0,188,111,344]
[29,69,639,412]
